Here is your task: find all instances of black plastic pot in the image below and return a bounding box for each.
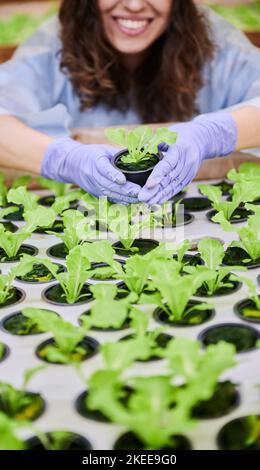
[42,283,93,306]
[0,287,25,309]
[3,203,24,221]
[199,323,260,353]
[217,415,260,450]
[1,221,18,233]
[1,310,58,336]
[194,275,241,298]
[34,220,64,234]
[234,298,260,324]
[0,342,10,363]
[119,333,173,362]
[90,260,125,281]
[206,208,252,225]
[192,381,240,419]
[36,336,99,364]
[0,391,45,421]
[79,310,130,332]
[112,149,163,187]
[112,239,159,258]
[0,244,38,263]
[223,246,260,269]
[113,432,192,451]
[26,432,92,450]
[46,243,68,260]
[16,262,65,284]
[153,300,215,327]
[183,197,211,212]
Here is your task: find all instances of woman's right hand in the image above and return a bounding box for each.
[41,137,141,204]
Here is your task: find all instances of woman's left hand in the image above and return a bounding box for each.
[138,112,238,205]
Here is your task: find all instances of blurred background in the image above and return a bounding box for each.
[0,0,259,64]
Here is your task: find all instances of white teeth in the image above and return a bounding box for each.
[118,18,148,30]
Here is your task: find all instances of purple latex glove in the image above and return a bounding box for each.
[138,112,238,205]
[41,137,141,204]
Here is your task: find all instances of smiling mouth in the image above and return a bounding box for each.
[113,17,153,35]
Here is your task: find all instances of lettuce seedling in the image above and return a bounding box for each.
[198,182,260,220]
[37,176,72,197]
[117,254,154,295]
[0,173,32,206]
[232,275,260,313]
[28,246,92,304]
[213,207,260,262]
[80,240,123,280]
[106,126,177,165]
[50,189,83,215]
[23,308,88,364]
[185,238,245,296]
[81,284,137,330]
[0,206,56,259]
[0,412,26,450]
[154,199,185,227]
[0,366,45,419]
[162,337,236,406]
[228,162,260,184]
[0,257,40,304]
[140,260,213,321]
[108,209,154,252]
[48,209,95,251]
[7,186,39,212]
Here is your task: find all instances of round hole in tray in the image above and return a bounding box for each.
[199,323,260,353]
[113,432,192,451]
[194,275,242,298]
[153,300,215,327]
[206,208,252,225]
[1,310,59,336]
[1,221,18,233]
[46,243,68,260]
[112,239,159,258]
[42,283,93,306]
[183,197,211,212]
[119,332,173,362]
[16,262,65,284]
[159,212,194,228]
[0,244,38,263]
[0,390,45,422]
[223,247,260,269]
[192,381,240,419]
[0,287,25,309]
[36,336,99,364]
[234,298,260,324]
[0,342,10,363]
[25,432,92,450]
[217,415,260,450]
[90,259,125,281]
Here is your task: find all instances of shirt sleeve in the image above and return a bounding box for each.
[198,8,260,156]
[0,16,72,137]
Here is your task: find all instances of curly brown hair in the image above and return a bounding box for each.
[59,0,214,123]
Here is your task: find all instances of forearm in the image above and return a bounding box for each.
[0,115,53,174]
[230,106,260,151]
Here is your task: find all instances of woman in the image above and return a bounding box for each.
[0,0,260,204]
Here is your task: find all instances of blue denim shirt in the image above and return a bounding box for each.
[0,7,260,142]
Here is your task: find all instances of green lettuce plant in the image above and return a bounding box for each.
[0,257,41,304]
[0,174,32,206]
[185,238,245,296]
[37,177,72,198]
[213,206,260,262]
[49,209,96,251]
[139,260,213,321]
[0,207,56,259]
[7,186,39,212]
[26,246,92,304]
[23,308,88,364]
[198,181,260,220]
[106,126,177,165]
[233,275,260,314]
[0,412,26,450]
[81,284,137,330]
[228,162,260,183]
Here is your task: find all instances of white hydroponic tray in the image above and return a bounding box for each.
[0,181,260,450]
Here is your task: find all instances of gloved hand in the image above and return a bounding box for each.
[138,112,238,205]
[41,137,141,204]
